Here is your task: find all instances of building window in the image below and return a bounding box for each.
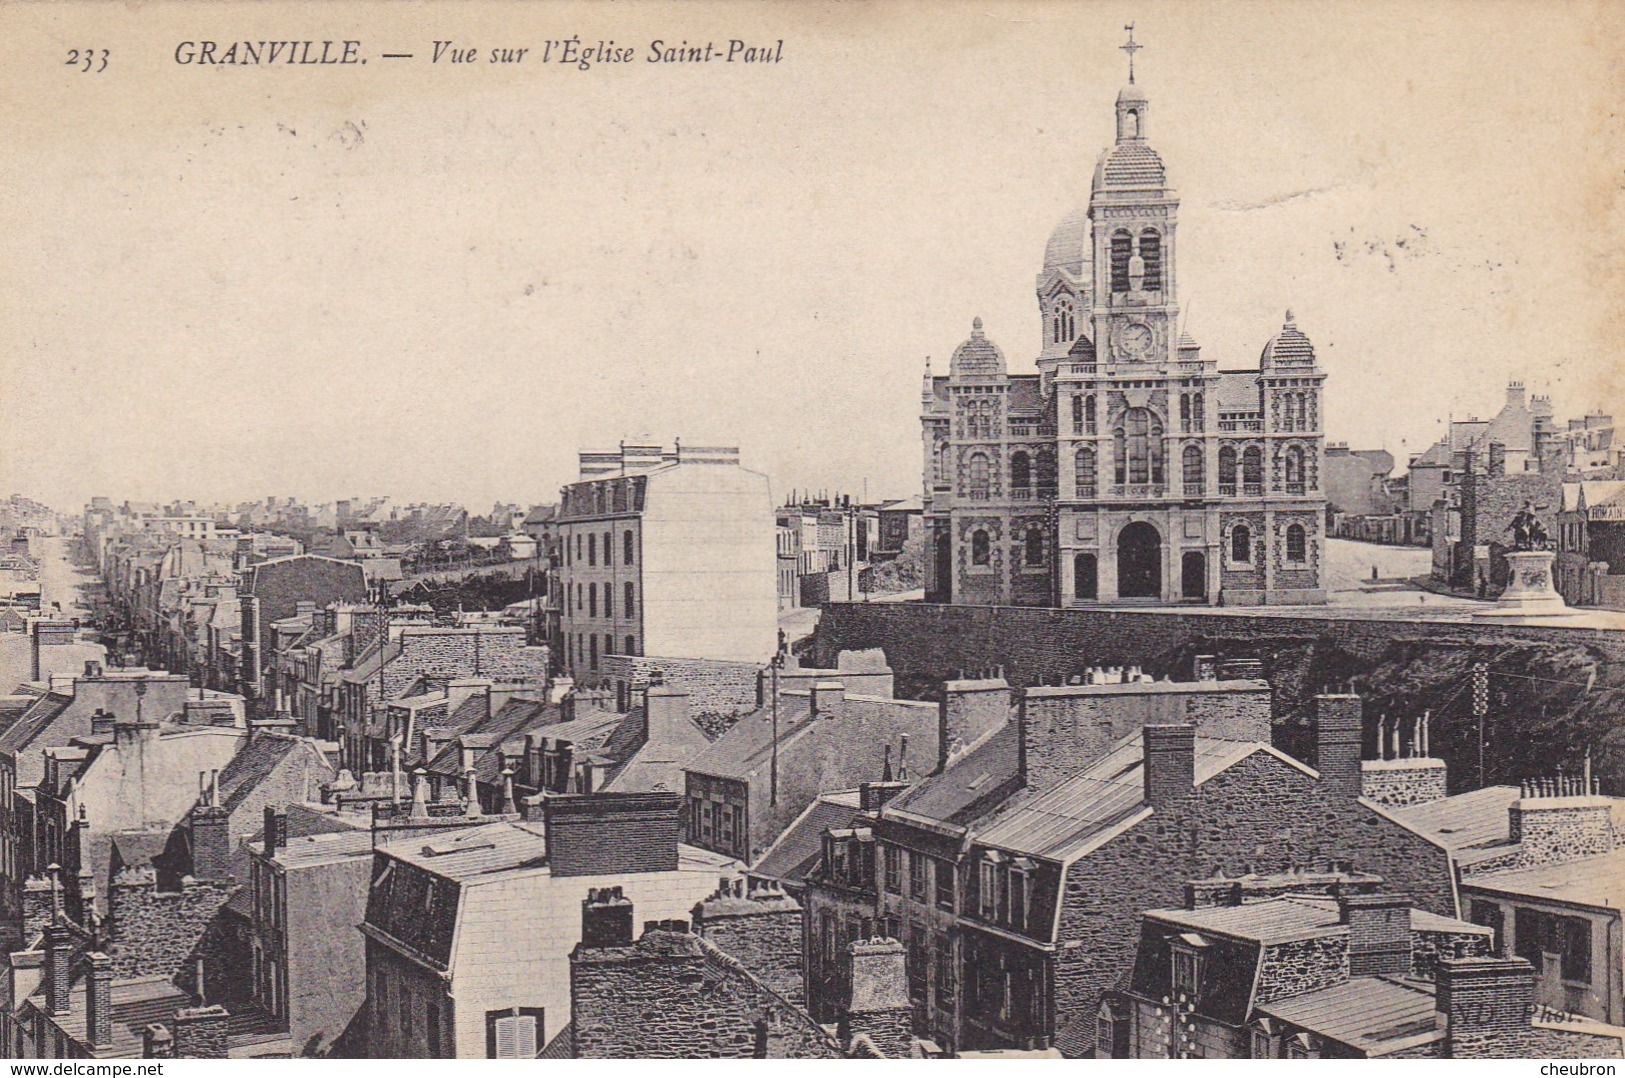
[624,582,635,617]
[1219,446,1238,495]
[1231,525,1251,565]
[588,532,596,567]
[1072,394,1085,434]
[1008,863,1030,931]
[589,635,598,668]
[1182,444,1204,495]
[1172,947,1202,1001]
[1286,523,1307,563]
[883,846,900,893]
[588,583,597,618]
[978,858,998,919]
[1191,392,1204,431]
[934,933,955,1003]
[1140,229,1162,291]
[1023,526,1044,568]
[1011,451,1031,496]
[1053,296,1076,345]
[623,530,634,565]
[486,1007,541,1058]
[624,635,636,657]
[909,851,927,902]
[935,858,955,912]
[1251,1024,1277,1059]
[967,452,991,500]
[1076,447,1097,499]
[971,529,991,566]
[1242,446,1264,495]
[1085,395,1097,434]
[1110,231,1132,293]
[603,585,613,618]
[1285,445,1306,494]
[604,634,613,662]
[1116,408,1164,486]
[1179,393,1190,430]
[1036,448,1057,499]
[1562,916,1592,984]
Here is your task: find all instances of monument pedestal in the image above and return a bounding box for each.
[1473,550,1572,620]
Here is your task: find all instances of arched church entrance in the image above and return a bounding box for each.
[1117,522,1162,599]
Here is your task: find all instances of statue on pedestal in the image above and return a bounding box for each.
[1509,501,1550,552]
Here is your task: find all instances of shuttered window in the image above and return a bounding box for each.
[487,1007,543,1059]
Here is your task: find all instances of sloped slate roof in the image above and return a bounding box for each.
[751,791,863,885]
[1257,976,1443,1055]
[1098,141,1167,189]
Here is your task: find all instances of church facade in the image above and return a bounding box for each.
[921,76,1328,608]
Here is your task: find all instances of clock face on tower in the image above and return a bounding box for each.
[1118,321,1153,361]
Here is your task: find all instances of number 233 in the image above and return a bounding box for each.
[66,49,109,73]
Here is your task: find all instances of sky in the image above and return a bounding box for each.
[2,0,1620,513]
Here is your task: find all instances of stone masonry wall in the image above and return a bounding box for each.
[380,629,547,701]
[1411,929,1492,982]
[1360,760,1449,808]
[107,869,232,980]
[1020,683,1269,794]
[1049,751,1456,1057]
[692,884,806,1006]
[604,654,762,727]
[570,931,841,1058]
[1253,935,1350,1005]
[1468,799,1617,875]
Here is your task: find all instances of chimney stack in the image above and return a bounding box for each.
[1143,724,1196,807]
[580,886,634,948]
[1438,955,1535,1040]
[837,938,914,1059]
[84,660,103,679]
[1312,694,1364,799]
[810,682,845,722]
[44,910,72,1016]
[1339,892,1412,977]
[86,951,114,1046]
[190,793,231,881]
[262,805,286,856]
[644,686,691,750]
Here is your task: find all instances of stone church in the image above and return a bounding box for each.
[921,71,1328,608]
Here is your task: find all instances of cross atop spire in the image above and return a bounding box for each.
[1121,23,1142,84]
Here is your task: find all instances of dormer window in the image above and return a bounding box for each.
[1251,1017,1280,1059]
[1169,932,1210,1004]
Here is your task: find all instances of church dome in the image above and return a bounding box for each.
[1259,310,1317,368]
[1042,207,1090,277]
[949,317,1006,378]
[1117,83,1149,106]
[1095,141,1167,191]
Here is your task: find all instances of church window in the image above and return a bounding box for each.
[1179,394,1190,431]
[1052,296,1076,345]
[967,453,991,500]
[1232,525,1252,564]
[1286,523,1307,563]
[1010,451,1032,496]
[971,530,990,566]
[1071,394,1084,435]
[1140,230,1162,291]
[1117,408,1164,486]
[1085,395,1097,434]
[1285,446,1306,494]
[1075,447,1097,498]
[1183,444,1204,495]
[1192,393,1205,432]
[1036,448,1057,499]
[1242,446,1264,495]
[1024,526,1044,567]
[1219,447,1238,495]
[965,399,996,440]
[1110,232,1132,293]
